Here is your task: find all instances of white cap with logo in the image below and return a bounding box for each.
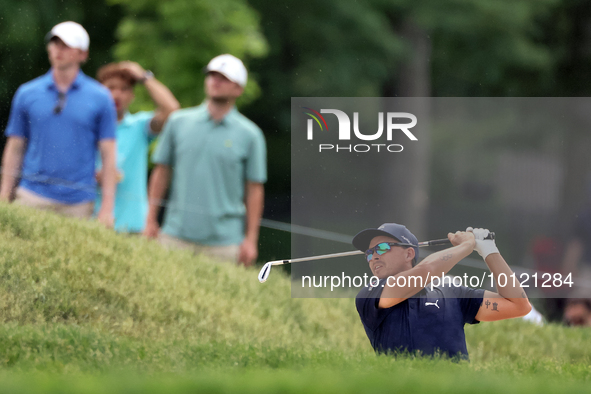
[205,54,247,87]
[46,21,90,51]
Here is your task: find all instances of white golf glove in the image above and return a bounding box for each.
[466,227,499,260]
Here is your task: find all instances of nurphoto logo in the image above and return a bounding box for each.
[303,107,418,153]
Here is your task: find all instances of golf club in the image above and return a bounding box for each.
[258,232,495,283]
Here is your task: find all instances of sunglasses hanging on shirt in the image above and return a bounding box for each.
[54,92,67,114]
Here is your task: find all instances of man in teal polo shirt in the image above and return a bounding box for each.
[145,54,266,266]
[95,61,180,233]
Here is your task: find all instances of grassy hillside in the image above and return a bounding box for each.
[0,203,590,392]
[0,203,366,348]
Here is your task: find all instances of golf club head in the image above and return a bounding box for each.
[258,262,272,283]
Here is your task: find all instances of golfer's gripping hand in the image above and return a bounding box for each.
[447,231,476,249]
[466,227,499,260]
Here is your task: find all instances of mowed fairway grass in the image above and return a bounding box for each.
[0,203,590,393]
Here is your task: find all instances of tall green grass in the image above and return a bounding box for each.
[0,203,366,349]
[0,202,590,392]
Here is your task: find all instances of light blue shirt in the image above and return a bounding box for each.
[152,104,267,245]
[96,111,154,232]
[5,70,116,203]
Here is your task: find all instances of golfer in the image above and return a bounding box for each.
[354,223,531,359]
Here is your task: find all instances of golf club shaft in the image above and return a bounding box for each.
[267,250,363,266]
[258,232,495,283]
[421,232,494,247]
[266,233,495,266]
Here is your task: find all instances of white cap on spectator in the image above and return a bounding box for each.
[205,54,247,87]
[46,21,90,51]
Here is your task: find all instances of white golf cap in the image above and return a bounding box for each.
[46,21,89,51]
[205,54,247,87]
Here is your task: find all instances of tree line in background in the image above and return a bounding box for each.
[1,0,591,236]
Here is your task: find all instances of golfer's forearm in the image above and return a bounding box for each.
[382,241,473,300]
[0,138,25,200]
[147,165,170,222]
[485,253,527,300]
[417,241,474,277]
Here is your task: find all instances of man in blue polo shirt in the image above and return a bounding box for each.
[0,21,117,226]
[145,54,266,266]
[354,224,531,359]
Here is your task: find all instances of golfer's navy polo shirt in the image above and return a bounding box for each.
[356,278,484,359]
[5,70,116,203]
